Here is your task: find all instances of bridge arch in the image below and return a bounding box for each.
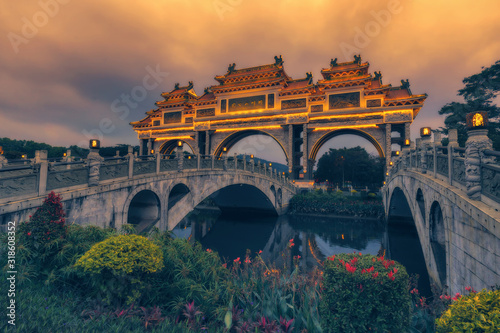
[213,130,289,161]
[159,139,195,155]
[168,183,191,208]
[416,188,426,225]
[309,128,385,161]
[125,188,162,231]
[429,201,447,287]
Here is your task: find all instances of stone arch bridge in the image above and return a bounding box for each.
[384,129,500,294]
[0,149,296,232]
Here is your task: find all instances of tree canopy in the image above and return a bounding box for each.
[313,146,384,188]
[438,60,500,149]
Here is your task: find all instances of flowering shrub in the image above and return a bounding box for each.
[75,234,163,306]
[320,253,411,332]
[17,191,67,274]
[436,289,500,332]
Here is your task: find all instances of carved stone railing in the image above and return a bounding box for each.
[389,132,500,204]
[0,149,296,202]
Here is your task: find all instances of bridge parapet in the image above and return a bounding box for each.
[0,150,295,204]
[389,133,500,208]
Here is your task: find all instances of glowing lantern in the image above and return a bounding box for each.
[466,111,488,129]
[177,141,183,147]
[420,127,431,137]
[404,139,410,146]
[89,139,100,149]
[150,149,155,154]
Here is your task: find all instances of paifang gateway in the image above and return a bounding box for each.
[130,55,427,180]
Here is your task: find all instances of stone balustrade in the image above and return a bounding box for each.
[0,149,295,202]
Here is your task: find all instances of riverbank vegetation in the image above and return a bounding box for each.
[289,189,384,219]
[2,192,496,332]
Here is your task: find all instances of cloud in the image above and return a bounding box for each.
[0,0,499,151]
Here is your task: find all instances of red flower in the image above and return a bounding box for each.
[258,250,263,254]
[234,257,241,264]
[27,232,31,236]
[206,248,212,253]
[244,257,251,264]
[388,271,395,281]
[345,263,356,273]
[328,255,336,261]
[222,263,227,268]
[372,271,379,278]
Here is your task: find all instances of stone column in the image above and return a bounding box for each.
[147,139,153,155]
[234,153,238,172]
[465,128,492,200]
[156,152,161,174]
[404,122,411,145]
[302,124,308,180]
[385,124,392,170]
[139,139,145,156]
[243,154,247,171]
[176,145,183,172]
[433,133,441,178]
[251,155,255,173]
[197,153,201,170]
[127,146,134,179]
[205,131,211,156]
[447,129,458,185]
[288,124,293,174]
[87,148,103,187]
[36,150,48,195]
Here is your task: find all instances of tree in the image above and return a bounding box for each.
[438,60,500,149]
[314,147,384,188]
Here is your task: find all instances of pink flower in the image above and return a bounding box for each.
[222,263,227,268]
[27,232,31,236]
[234,257,241,264]
[206,248,213,253]
[244,257,251,264]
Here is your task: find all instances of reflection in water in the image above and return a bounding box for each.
[173,208,431,296]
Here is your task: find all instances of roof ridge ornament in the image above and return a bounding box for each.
[274,55,283,66]
[354,54,362,64]
[174,83,180,90]
[374,71,382,83]
[228,63,236,74]
[330,58,338,67]
[306,72,313,84]
[187,81,194,90]
[401,79,411,95]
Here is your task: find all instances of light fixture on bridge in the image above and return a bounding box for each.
[404,139,410,146]
[177,141,183,147]
[386,172,389,176]
[0,146,3,155]
[21,154,26,159]
[269,163,272,166]
[150,149,155,154]
[466,111,488,130]
[63,152,67,157]
[396,150,400,155]
[188,156,191,159]
[420,127,431,138]
[250,154,254,159]
[89,139,100,149]
[389,161,393,166]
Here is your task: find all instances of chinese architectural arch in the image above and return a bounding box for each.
[131,55,427,180]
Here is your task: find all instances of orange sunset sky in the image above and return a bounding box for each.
[1,0,499,157]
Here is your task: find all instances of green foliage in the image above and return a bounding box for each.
[436,289,500,332]
[314,146,384,188]
[289,191,384,218]
[438,59,500,149]
[75,234,164,306]
[145,235,231,320]
[320,253,411,332]
[16,192,67,278]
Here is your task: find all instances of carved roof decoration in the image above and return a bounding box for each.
[131,55,428,130]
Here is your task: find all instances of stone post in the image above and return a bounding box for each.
[197,153,201,170]
[288,124,293,174]
[36,150,48,195]
[177,145,183,172]
[302,124,308,180]
[87,148,103,187]
[211,154,215,170]
[234,153,238,172]
[0,154,6,169]
[385,123,392,170]
[465,128,492,200]
[243,154,247,171]
[147,139,153,155]
[448,129,459,184]
[251,156,255,173]
[156,152,161,174]
[127,146,134,179]
[223,152,228,171]
[433,132,441,178]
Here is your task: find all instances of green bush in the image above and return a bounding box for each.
[436,289,500,332]
[320,253,411,332]
[145,235,231,320]
[75,234,164,306]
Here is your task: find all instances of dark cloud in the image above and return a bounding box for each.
[0,0,499,149]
